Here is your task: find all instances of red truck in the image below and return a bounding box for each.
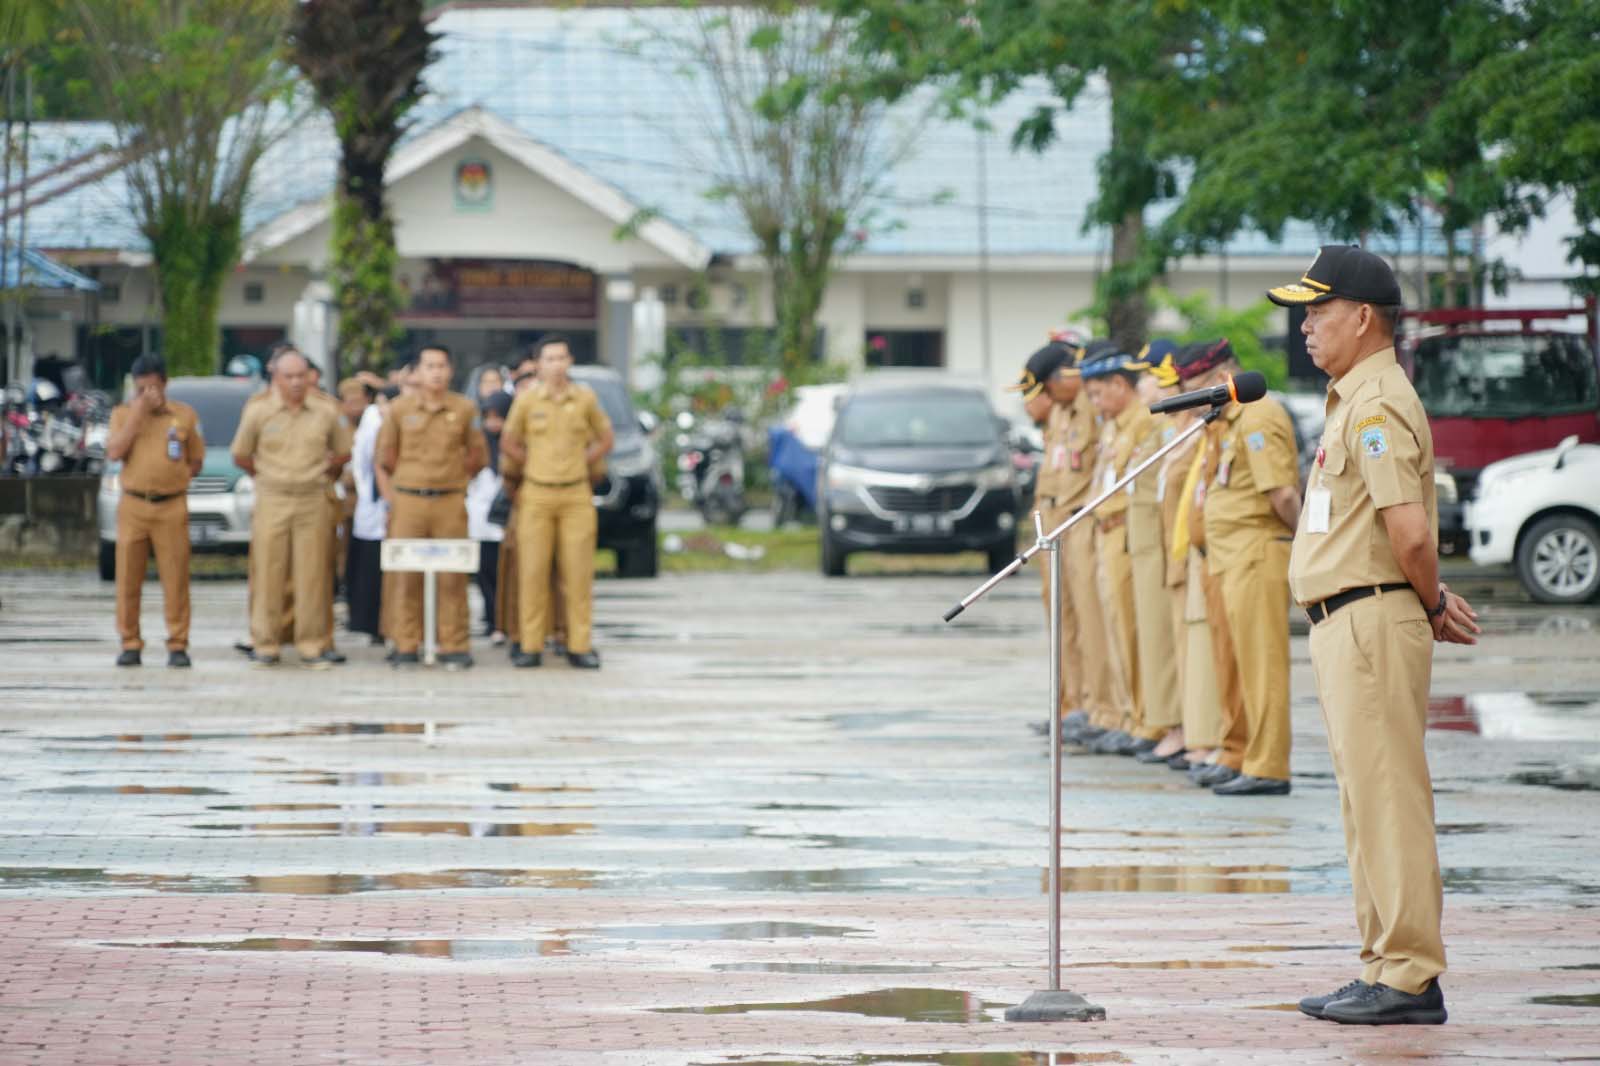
[1401,298,1600,554]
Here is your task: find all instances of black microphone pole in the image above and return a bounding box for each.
[944,400,1230,1024]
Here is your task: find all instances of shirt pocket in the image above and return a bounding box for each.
[1319,445,1360,513]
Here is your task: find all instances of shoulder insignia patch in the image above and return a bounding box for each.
[1356,414,1387,432]
[1246,431,1266,452]
[1361,426,1388,458]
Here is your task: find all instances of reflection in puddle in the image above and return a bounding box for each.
[1532,992,1600,1008]
[1429,691,1600,743]
[1063,960,1266,970]
[38,723,461,743]
[0,867,600,894]
[188,820,595,838]
[584,921,864,941]
[694,1054,1128,1065]
[1228,944,1358,953]
[1245,1003,1302,1011]
[658,987,1008,1024]
[711,963,953,975]
[1047,865,1293,894]
[30,785,229,796]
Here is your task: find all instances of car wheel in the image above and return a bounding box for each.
[987,540,1018,575]
[617,530,659,579]
[1516,513,1600,604]
[99,539,116,582]
[820,532,848,577]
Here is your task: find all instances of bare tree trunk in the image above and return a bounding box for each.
[1107,208,1148,353]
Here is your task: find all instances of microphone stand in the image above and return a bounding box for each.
[946,402,1225,1023]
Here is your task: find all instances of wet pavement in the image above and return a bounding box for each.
[0,569,1598,1064]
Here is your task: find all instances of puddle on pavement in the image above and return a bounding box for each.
[0,637,95,645]
[1047,864,1293,894]
[487,783,595,794]
[1063,959,1267,970]
[1551,963,1600,971]
[658,987,1010,1024]
[1228,944,1359,953]
[1532,992,1600,1008]
[711,963,958,975]
[1245,1003,1302,1011]
[187,820,595,838]
[30,785,230,796]
[1429,691,1600,743]
[0,866,601,893]
[693,1054,1128,1065]
[1436,822,1510,835]
[584,921,865,941]
[1509,767,1600,792]
[38,722,461,743]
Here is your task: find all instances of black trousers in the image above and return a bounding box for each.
[346,537,384,638]
[476,540,500,635]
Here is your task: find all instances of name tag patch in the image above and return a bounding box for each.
[1361,426,1389,458]
[1246,431,1265,452]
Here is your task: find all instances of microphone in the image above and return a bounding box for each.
[1148,371,1267,415]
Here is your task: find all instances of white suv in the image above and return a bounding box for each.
[1464,435,1600,604]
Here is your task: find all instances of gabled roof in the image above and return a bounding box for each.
[244,106,712,270]
[1,245,99,292]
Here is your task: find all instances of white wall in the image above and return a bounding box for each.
[1486,193,1594,309]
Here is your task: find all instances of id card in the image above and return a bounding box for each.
[1306,487,1331,534]
[1103,469,1116,493]
[1156,468,1168,503]
[1051,444,1066,471]
[1216,459,1231,488]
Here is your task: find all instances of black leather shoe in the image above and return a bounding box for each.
[1134,743,1171,763]
[251,654,280,668]
[1299,979,1371,1020]
[1167,753,1193,771]
[1070,725,1107,745]
[116,649,141,667]
[232,639,253,656]
[511,650,542,668]
[391,652,419,667]
[440,652,474,671]
[167,650,191,669]
[1120,736,1157,757]
[1193,763,1239,788]
[508,641,522,658]
[321,649,347,664]
[305,651,345,670]
[1090,730,1130,754]
[1322,979,1446,1025]
[1213,773,1291,796]
[567,651,601,669]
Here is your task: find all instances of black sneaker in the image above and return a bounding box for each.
[167,650,191,669]
[391,651,420,667]
[115,649,141,667]
[1322,979,1446,1025]
[567,650,601,670]
[510,650,542,668]
[440,652,474,671]
[1299,979,1370,1020]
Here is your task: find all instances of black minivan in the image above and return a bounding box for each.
[817,376,1021,576]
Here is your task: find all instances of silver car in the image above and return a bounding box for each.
[97,376,259,581]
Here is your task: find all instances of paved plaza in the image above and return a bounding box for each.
[0,567,1597,1065]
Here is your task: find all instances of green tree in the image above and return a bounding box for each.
[289,0,437,375]
[1151,287,1287,391]
[67,0,298,376]
[639,2,919,382]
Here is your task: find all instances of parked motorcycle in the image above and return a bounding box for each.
[1,377,112,476]
[673,408,749,528]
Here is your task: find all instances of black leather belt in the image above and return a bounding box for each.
[395,486,462,498]
[1305,583,1412,626]
[124,489,182,503]
[527,478,585,488]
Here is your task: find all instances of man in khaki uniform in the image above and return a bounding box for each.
[105,355,204,667]
[1127,340,1186,764]
[1272,246,1478,1025]
[1188,339,1302,796]
[1009,339,1096,737]
[231,350,351,667]
[1079,343,1160,756]
[377,345,487,669]
[501,334,613,669]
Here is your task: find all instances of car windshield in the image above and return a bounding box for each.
[835,391,998,448]
[169,386,249,448]
[1412,332,1599,418]
[582,377,639,440]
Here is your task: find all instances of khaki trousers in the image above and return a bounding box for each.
[1202,560,1249,769]
[518,483,597,654]
[1036,499,1085,714]
[1129,503,1180,731]
[1096,524,1149,737]
[1219,539,1293,781]
[496,505,566,647]
[115,495,191,652]
[325,488,341,648]
[1180,553,1224,748]
[388,492,471,655]
[251,490,331,659]
[1064,518,1118,730]
[1309,590,1444,995]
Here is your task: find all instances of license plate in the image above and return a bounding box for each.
[189,522,215,544]
[911,514,936,534]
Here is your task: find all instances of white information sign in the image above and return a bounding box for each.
[381,538,480,574]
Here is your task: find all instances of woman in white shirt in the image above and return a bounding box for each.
[467,391,512,644]
[345,385,392,641]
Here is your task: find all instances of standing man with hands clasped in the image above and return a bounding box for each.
[1271,245,1480,1026]
[106,355,204,668]
[377,345,487,670]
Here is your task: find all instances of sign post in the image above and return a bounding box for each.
[380,539,480,666]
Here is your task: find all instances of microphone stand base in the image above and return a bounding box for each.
[1004,989,1107,1023]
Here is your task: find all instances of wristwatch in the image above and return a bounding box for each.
[1428,587,1448,620]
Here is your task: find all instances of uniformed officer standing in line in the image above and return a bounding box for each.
[501,334,613,669]
[377,345,487,669]
[105,354,204,667]
[1009,339,1099,737]
[1127,340,1186,764]
[231,350,351,667]
[1271,246,1478,1025]
[1189,338,1301,796]
[1079,343,1159,756]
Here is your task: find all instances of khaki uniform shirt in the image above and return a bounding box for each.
[1034,404,1071,503]
[1091,401,1157,523]
[1158,425,1203,587]
[1202,395,1299,573]
[231,392,352,494]
[1059,392,1097,509]
[503,381,612,486]
[376,392,485,492]
[1289,348,1436,606]
[1127,414,1178,552]
[110,399,204,496]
